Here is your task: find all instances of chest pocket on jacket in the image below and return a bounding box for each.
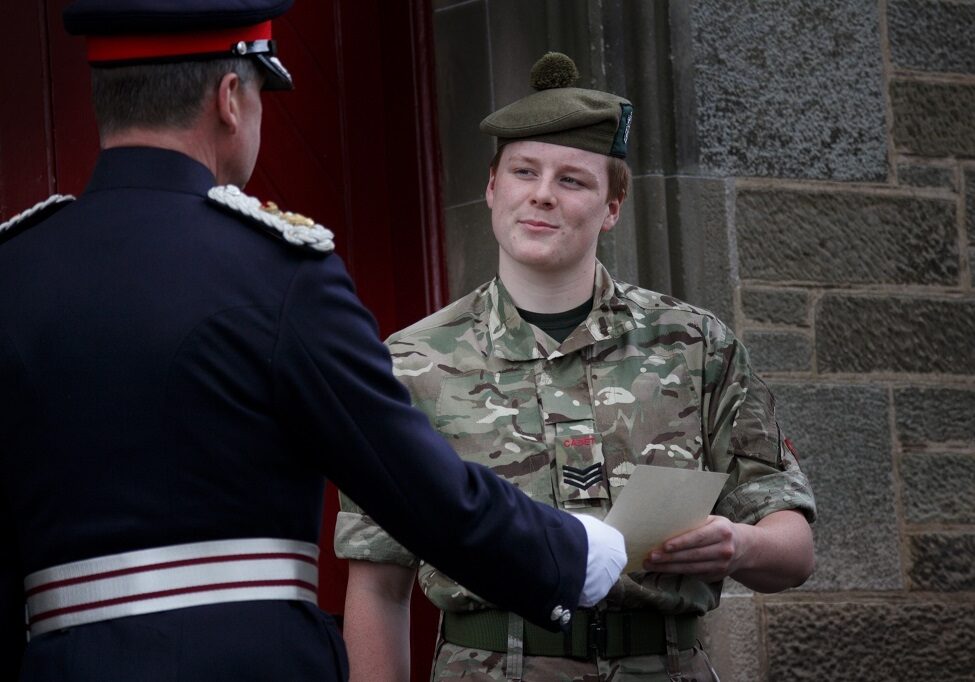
[435,368,548,494]
[592,350,703,484]
[536,363,609,506]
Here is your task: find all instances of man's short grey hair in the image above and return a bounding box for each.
[91,58,259,135]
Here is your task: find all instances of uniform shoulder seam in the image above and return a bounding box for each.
[387,286,487,345]
[615,279,720,321]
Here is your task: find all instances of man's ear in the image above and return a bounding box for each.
[601,196,622,233]
[216,72,242,133]
[485,167,497,209]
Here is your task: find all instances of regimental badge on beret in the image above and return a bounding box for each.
[207,185,335,255]
[0,194,75,246]
[480,52,633,159]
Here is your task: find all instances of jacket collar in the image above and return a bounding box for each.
[85,147,216,196]
[483,261,638,362]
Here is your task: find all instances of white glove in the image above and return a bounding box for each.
[573,513,626,607]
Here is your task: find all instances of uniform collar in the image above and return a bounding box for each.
[85,147,217,196]
[484,261,638,362]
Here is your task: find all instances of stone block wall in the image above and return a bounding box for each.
[680,1,975,678]
[430,0,974,679]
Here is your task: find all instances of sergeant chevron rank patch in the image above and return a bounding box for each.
[562,463,604,490]
[207,185,335,255]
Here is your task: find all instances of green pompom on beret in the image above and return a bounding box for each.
[529,52,579,90]
[480,52,633,159]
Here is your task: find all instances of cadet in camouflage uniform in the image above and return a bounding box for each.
[335,53,816,681]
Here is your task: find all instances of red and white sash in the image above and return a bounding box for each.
[25,538,319,637]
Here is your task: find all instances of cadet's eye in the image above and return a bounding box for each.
[512,168,535,177]
[561,176,584,187]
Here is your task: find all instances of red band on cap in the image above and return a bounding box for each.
[86,21,272,63]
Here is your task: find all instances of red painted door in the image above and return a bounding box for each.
[1,2,445,679]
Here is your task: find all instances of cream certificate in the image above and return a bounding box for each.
[604,465,730,572]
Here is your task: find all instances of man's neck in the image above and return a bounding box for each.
[498,257,597,314]
[101,127,219,180]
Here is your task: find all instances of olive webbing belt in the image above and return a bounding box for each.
[442,609,698,659]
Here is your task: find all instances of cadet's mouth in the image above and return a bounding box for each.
[520,219,558,230]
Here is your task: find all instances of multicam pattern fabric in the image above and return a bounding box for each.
[335,262,816,675]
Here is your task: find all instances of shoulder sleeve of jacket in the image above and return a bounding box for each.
[273,256,585,630]
[334,319,467,568]
[334,329,444,568]
[701,318,817,525]
[334,493,419,568]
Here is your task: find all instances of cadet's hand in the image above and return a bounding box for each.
[642,515,744,583]
[572,514,627,607]
[644,510,815,592]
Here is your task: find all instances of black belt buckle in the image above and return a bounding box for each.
[587,613,607,659]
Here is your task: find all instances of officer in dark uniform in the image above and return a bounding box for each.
[0,2,625,680]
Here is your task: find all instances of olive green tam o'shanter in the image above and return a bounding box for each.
[479,52,634,158]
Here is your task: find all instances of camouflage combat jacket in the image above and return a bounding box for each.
[335,263,816,616]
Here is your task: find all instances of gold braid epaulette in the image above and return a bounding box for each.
[207,185,335,255]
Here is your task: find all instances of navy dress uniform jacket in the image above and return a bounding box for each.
[0,147,586,681]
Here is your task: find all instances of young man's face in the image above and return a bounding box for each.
[486,140,620,275]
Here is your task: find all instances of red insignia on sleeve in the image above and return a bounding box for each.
[784,438,799,460]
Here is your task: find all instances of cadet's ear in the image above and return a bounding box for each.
[601,196,621,233]
[216,72,242,133]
